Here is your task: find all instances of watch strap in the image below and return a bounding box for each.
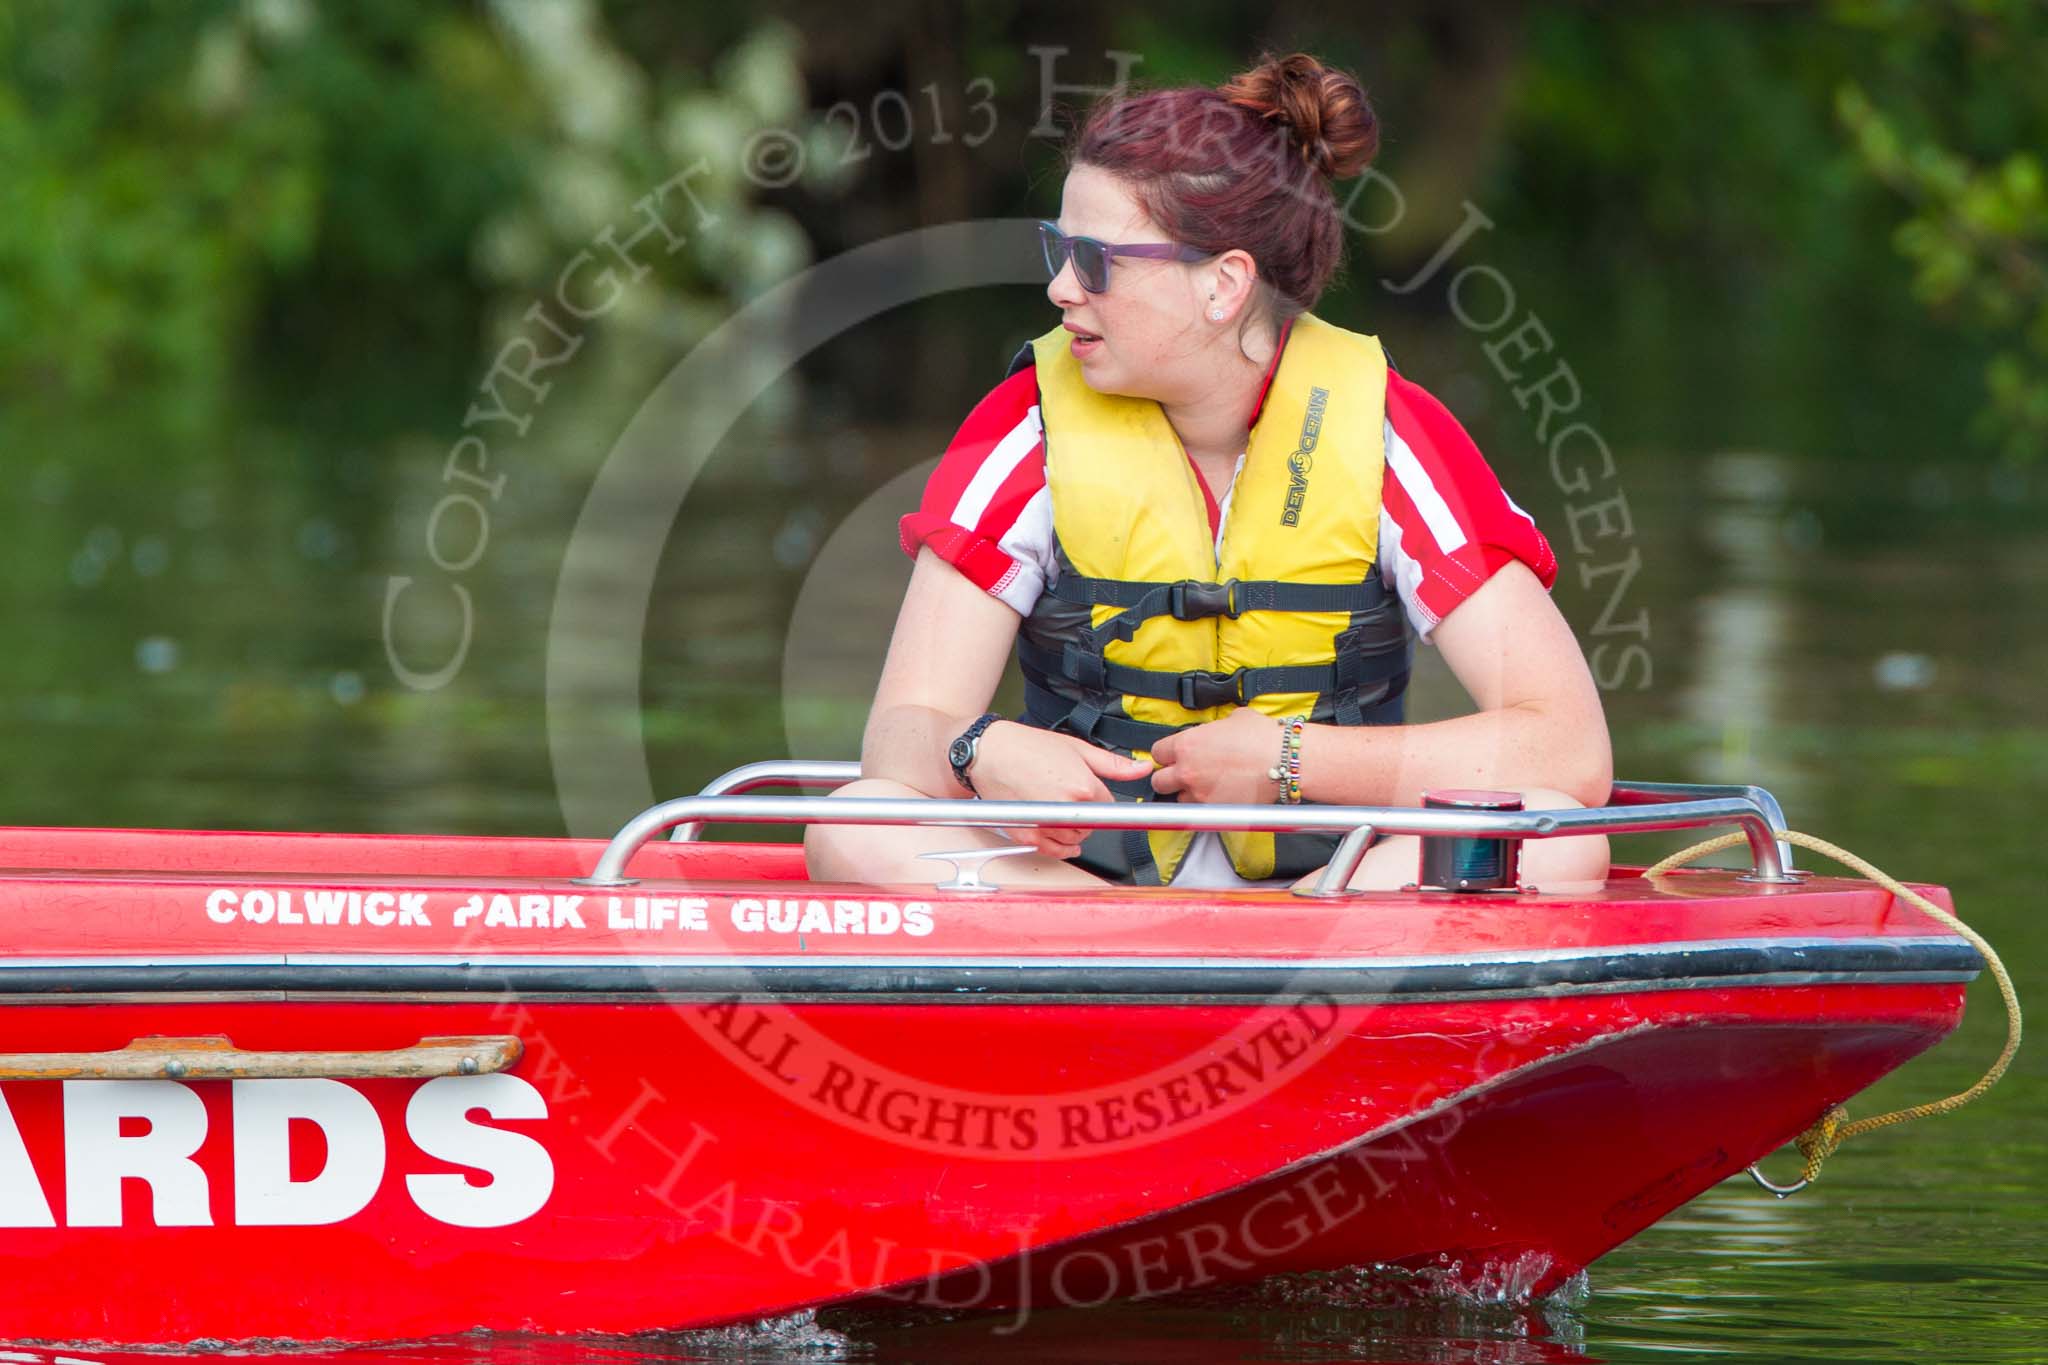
[950,711,1003,795]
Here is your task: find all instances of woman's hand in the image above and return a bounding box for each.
[970,721,1155,860]
[1149,707,1285,805]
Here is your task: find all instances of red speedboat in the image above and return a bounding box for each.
[0,768,1981,1344]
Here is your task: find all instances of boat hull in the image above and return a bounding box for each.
[0,824,1979,1343]
[919,1005,1956,1316]
[0,984,1960,1342]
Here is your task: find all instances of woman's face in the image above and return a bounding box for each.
[1047,164,1215,402]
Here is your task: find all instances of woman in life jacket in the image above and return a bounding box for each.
[807,53,1612,892]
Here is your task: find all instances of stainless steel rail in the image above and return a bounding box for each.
[584,789,1793,888]
[1612,780,1795,874]
[663,763,1796,883]
[668,760,862,841]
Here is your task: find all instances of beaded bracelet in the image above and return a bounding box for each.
[1266,715,1307,804]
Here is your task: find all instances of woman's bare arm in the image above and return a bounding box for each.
[860,548,1024,798]
[1301,562,1612,806]
[862,549,1154,857]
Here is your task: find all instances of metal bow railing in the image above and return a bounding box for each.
[590,760,1795,891]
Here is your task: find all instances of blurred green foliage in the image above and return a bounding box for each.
[1833,0,2048,461]
[0,0,811,434]
[0,1,2040,461]
[1459,8,1947,463]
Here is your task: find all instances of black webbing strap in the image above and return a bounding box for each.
[1048,574,1386,613]
[1348,674,1410,725]
[1330,631,1411,725]
[1234,578,1388,613]
[1333,688,1366,727]
[1018,639,1340,709]
[1021,636,1410,709]
[1047,574,1388,645]
[1125,831,1164,884]
[1331,631,1364,726]
[1021,676,1188,753]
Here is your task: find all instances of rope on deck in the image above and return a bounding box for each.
[1644,828,2022,1187]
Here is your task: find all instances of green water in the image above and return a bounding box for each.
[1,356,2042,1361]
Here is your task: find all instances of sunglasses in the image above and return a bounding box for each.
[1037,220,1210,294]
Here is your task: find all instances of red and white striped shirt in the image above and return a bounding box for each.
[899,358,1557,638]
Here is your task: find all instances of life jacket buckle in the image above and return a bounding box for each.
[1169,578,1241,621]
[1177,667,1248,709]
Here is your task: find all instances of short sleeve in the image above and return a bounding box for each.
[898,367,1055,616]
[1378,371,1558,639]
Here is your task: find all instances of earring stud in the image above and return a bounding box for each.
[1210,308,1224,321]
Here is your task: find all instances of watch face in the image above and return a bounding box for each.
[948,737,972,769]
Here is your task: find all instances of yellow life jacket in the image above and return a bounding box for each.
[1015,313,1412,885]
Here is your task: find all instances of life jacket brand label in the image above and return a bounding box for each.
[1280,385,1330,527]
[0,1075,553,1229]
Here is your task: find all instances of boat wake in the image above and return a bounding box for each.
[659,1310,857,1357]
[803,1256,1591,1356]
[0,1265,1587,1362]
[1250,1253,1592,1311]
[1172,1257,1593,1361]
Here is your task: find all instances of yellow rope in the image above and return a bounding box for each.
[1643,828,2022,1186]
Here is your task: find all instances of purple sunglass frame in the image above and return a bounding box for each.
[1037,220,1210,294]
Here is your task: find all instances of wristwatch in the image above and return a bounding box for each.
[947,712,1004,795]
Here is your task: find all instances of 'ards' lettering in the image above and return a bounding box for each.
[1280,386,1329,527]
[0,1075,553,1229]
